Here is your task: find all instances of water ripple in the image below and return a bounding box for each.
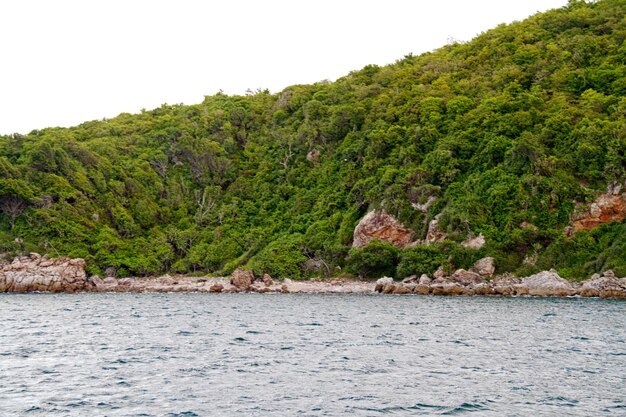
[0,293,624,416]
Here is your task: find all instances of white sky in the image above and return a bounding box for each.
[0,0,568,135]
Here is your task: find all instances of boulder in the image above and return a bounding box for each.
[374,277,395,293]
[433,266,446,280]
[413,284,430,295]
[392,285,412,295]
[472,257,495,277]
[230,268,254,289]
[262,273,274,287]
[431,282,467,296]
[0,255,88,293]
[580,275,626,298]
[352,210,414,248]
[518,270,576,297]
[473,283,495,296]
[418,274,432,285]
[451,269,482,285]
[208,283,224,293]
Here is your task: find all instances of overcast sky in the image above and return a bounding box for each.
[0,0,568,135]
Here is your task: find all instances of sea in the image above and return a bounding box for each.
[1,293,625,416]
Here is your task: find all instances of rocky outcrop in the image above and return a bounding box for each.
[0,254,87,293]
[230,268,254,290]
[518,270,576,296]
[372,267,626,298]
[425,214,446,244]
[579,271,626,298]
[572,192,626,231]
[353,210,414,248]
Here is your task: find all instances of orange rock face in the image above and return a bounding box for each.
[572,194,626,231]
[352,210,414,248]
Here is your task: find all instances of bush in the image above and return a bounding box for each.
[397,246,445,278]
[346,240,399,279]
[248,233,308,278]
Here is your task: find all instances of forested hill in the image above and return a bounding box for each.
[2,0,626,279]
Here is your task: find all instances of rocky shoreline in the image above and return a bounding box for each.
[1,254,625,298]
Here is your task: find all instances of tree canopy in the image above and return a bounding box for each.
[2,0,626,279]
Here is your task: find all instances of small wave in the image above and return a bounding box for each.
[441,402,490,415]
[24,406,43,413]
[166,412,199,417]
[177,330,194,336]
[541,396,579,407]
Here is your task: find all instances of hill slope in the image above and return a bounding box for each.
[1,0,626,279]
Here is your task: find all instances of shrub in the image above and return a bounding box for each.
[346,240,399,279]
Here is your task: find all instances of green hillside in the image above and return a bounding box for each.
[2,0,626,279]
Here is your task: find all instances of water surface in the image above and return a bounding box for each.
[1,293,625,416]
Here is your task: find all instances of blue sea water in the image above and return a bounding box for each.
[0,293,625,416]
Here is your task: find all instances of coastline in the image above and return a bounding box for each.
[1,254,625,298]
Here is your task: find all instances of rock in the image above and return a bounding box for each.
[519,270,576,297]
[602,270,616,278]
[262,273,274,287]
[381,283,396,294]
[472,257,495,277]
[473,283,495,296]
[433,266,446,280]
[208,283,224,293]
[280,284,289,293]
[303,258,328,275]
[306,148,321,163]
[89,275,104,289]
[352,210,414,248]
[413,284,430,295]
[418,274,432,285]
[425,214,446,244]
[462,233,486,249]
[580,275,626,298]
[392,285,412,294]
[230,268,254,289]
[103,277,117,285]
[0,255,87,293]
[374,277,395,293]
[572,193,626,231]
[431,282,467,296]
[104,266,117,278]
[402,275,418,283]
[451,269,482,285]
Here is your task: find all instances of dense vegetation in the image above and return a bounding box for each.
[2,0,626,279]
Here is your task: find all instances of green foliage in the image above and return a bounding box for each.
[346,240,399,279]
[397,246,445,278]
[1,0,625,279]
[248,233,308,278]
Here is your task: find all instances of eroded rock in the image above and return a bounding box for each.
[572,193,626,231]
[580,274,626,298]
[518,270,576,297]
[352,210,414,248]
[230,268,254,290]
[0,254,87,293]
[451,269,482,285]
[472,257,495,277]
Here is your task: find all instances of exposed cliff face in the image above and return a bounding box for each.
[0,254,87,293]
[572,193,626,231]
[352,210,414,248]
